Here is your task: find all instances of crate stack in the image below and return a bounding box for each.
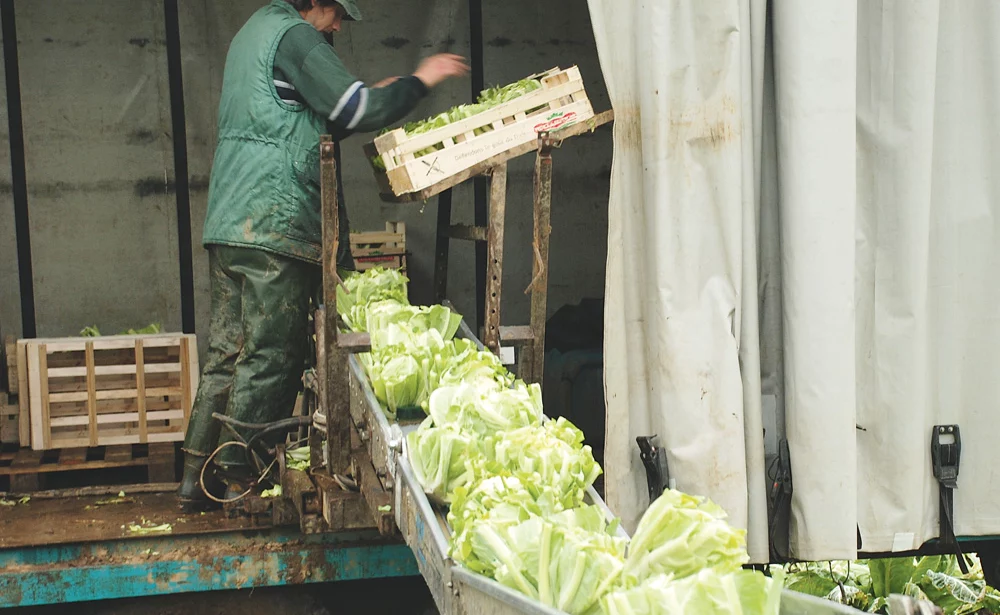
[1,333,198,491]
[350,221,407,275]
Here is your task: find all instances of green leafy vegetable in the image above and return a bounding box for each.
[122,323,162,335]
[341,267,786,615]
[426,380,543,437]
[285,447,310,472]
[622,488,749,587]
[335,267,409,331]
[260,485,282,498]
[369,78,543,169]
[407,418,481,504]
[397,78,542,138]
[782,554,1000,614]
[486,417,602,510]
[600,568,784,615]
[462,506,627,614]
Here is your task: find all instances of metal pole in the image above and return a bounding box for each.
[1,0,35,338]
[163,0,196,334]
[469,0,487,335]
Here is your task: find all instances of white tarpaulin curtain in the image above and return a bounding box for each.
[589,0,1000,562]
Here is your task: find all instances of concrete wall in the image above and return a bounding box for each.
[0,0,611,358]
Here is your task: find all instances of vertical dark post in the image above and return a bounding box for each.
[433,189,452,302]
[528,136,554,385]
[320,136,350,480]
[469,0,487,334]
[483,163,507,354]
[163,0,196,334]
[2,0,36,338]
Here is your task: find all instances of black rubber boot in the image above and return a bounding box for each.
[177,451,225,512]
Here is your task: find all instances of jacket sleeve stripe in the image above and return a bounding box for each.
[345,87,369,130]
[328,81,363,123]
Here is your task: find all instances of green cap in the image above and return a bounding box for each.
[334,0,361,21]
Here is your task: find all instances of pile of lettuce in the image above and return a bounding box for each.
[336,267,783,614]
[371,77,543,170]
[783,554,1000,614]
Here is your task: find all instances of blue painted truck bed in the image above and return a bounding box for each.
[0,490,417,608]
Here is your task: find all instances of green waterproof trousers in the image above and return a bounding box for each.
[182,245,321,470]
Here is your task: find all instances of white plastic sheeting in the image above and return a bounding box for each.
[590,0,1000,561]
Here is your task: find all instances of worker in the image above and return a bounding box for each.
[177,0,469,511]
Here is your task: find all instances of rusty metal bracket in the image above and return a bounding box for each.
[523,132,555,385]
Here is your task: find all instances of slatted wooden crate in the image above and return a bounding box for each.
[350,221,407,275]
[365,66,594,195]
[18,334,198,450]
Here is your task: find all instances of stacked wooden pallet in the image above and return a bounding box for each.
[350,221,407,275]
[0,443,177,493]
[365,66,594,196]
[1,333,198,491]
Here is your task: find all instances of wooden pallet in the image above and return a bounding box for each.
[1,393,17,445]
[0,442,176,493]
[17,334,198,450]
[350,221,407,275]
[365,66,594,196]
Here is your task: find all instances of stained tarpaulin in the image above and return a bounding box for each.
[590,0,1000,561]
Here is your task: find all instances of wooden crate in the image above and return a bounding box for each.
[350,221,407,275]
[18,334,198,451]
[0,442,176,492]
[365,66,594,195]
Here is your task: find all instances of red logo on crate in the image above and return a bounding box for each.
[534,112,577,133]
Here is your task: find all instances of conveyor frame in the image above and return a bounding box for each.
[305,115,878,614]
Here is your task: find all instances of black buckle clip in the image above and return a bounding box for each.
[637,435,670,504]
[932,424,968,573]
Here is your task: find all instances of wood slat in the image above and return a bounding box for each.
[135,340,148,441]
[499,325,534,345]
[11,449,43,470]
[48,409,184,428]
[44,362,181,378]
[349,232,404,245]
[17,341,29,447]
[47,386,183,404]
[35,345,51,449]
[50,431,182,449]
[4,336,17,396]
[179,337,192,438]
[59,447,88,466]
[85,341,98,446]
[38,336,184,353]
[104,444,133,463]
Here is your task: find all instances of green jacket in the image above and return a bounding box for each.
[202,0,425,266]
